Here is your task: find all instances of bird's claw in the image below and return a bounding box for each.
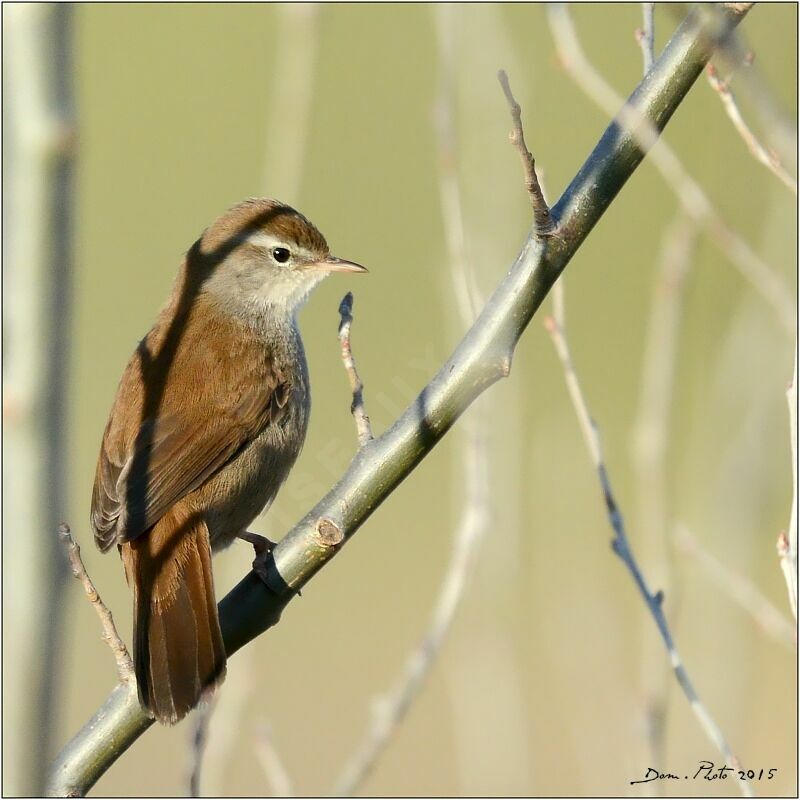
[237,531,277,586]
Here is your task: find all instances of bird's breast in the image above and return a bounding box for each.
[199,319,311,548]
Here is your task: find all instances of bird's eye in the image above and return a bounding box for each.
[272,247,291,264]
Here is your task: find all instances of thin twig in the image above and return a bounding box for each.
[254,722,294,797]
[635,3,656,75]
[548,4,794,334]
[497,70,555,237]
[544,285,753,798]
[187,698,216,797]
[778,346,798,620]
[706,64,797,194]
[695,3,796,176]
[676,526,795,647]
[332,12,491,792]
[58,523,134,682]
[338,292,373,448]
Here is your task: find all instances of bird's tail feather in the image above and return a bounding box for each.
[121,507,226,724]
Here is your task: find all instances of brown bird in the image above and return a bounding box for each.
[91,198,366,724]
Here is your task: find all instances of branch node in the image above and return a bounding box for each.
[315,517,344,548]
[497,69,555,237]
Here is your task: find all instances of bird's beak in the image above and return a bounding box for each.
[309,255,369,274]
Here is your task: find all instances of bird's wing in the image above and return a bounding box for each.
[91,326,289,552]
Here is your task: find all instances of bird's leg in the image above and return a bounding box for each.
[237,531,277,584]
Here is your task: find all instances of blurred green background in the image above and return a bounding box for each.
[5,3,797,796]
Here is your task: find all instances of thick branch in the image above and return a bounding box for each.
[47,6,752,796]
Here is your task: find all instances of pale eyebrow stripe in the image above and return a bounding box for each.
[247,232,280,250]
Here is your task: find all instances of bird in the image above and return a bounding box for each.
[90,198,367,724]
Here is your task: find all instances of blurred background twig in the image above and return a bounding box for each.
[3,5,75,795]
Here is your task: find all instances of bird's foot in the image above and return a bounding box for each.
[237,531,277,584]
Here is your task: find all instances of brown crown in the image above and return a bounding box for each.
[199,198,330,258]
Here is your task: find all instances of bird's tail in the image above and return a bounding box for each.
[120,506,226,724]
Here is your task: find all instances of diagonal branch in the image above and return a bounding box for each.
[544,284,753,798]
[47,5,754,796]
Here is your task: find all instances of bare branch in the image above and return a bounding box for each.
[58,523,134,683]
[548,3,794,334]
[697,5,796,175]
[635,3,656,74]
[544,284,753,798]
[706,64,797,194]
[497,70,555,236]
[338,292,373,448]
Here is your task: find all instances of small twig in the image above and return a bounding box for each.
[254,722,293,797]
[706,64,797,194]
[544,286,753,798]
[58,523,134,682]
[676,526,795,647]
[635,3,656,75]
[497,69,555,237]
[187,698,216,797]
[779,346,798,620]
[338,292,373,448]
